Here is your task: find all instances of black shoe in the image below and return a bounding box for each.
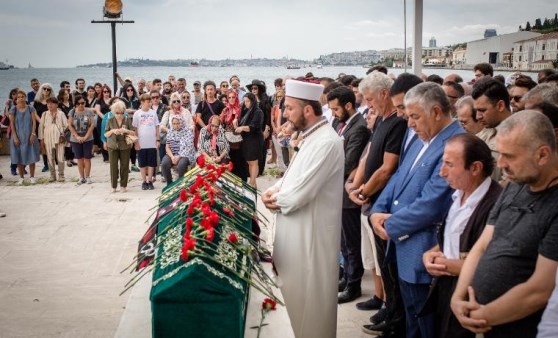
[142,182,148,190]
[338,278,347,292]
[148,182,154,190]
[362,323,396,337]
[338,284,361,304]
[362,320,390,335]
[356,295,384,311]
[370,306,388,324]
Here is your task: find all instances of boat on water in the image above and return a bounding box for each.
[286,64,301,69]
[190,61,200,67]
[316,63,323,69]
[0,61,14,70]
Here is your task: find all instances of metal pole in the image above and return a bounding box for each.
[412,0,423,76]
[404,0,407,72]
[111,22,118,95]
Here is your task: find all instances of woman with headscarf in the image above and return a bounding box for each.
[161,115,195,186]
[235,92,263,188]
[249,79,272,175]
[198,115,229,164]
[220,89,247,180]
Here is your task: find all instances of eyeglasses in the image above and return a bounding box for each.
[76,102,86,106]
[151,96,160,99]
[126,89,134,92]
[172,100,181,104]
[251,87,259,90]
[43,88,51,91]
[182,96,190,100]
[511,95,523,102]
[103,90,110,93]
[221,85,229,88]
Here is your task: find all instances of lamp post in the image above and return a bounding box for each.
[91,0,134,95]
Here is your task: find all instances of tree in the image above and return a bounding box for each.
[526,21,532,31]
[519,25,523,31]
[535,18,542,30]
[543,18,550,29]
[555,13,558,27]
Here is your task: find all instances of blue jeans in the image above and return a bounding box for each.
[399,279,434,338]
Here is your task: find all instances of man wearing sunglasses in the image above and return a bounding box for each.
[509,76,537,113]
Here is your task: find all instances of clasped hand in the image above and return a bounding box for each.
[370,213,391,240]
[451,286,492,334]
[262,187,280,211]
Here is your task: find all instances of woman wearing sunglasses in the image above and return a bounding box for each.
[68,95,96,185]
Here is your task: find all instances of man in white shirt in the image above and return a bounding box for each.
[423,133,501,338]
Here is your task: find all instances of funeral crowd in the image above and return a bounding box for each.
[3,64,558,338]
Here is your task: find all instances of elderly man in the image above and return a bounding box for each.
[371,82,465,338]
[422,133,502,338]
[328,86,370,304]
[262,80,344,338]
[451,110,558,338]
[456,96,484,135]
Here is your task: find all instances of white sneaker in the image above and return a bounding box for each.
[76,177,85,185]
[16,178,24,185]
[29,177,36,185]
[86,177,93,184]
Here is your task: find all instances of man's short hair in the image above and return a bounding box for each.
[455,96,478,122]
[474,63,494,77]
[350,78,362,88]
[295,98,323,116]
[514,75,537,91]
[177,78,186,83]
[444,81,465,98]
[274,78,283,87]
[339,75,357,87]
[448,133,495,177]
[152,78,162,85]
[359,71,393,95]
[75,78,85,85]
[471,78,510,108]
[30,78,39,83]
[389,73,423,97]
[426,74,444,85]
[366,65,388,75]
[150,89,160,96]
[404,82,451,116]
[326,86,356,109]
[60,81,70,88]
[498,110,556,152]
[542,73,558,84]
[493,74,505,84]
[323,82,344,95]
[163,81,171,87]
[538,69,555,83]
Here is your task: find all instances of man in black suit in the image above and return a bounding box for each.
[328,86,371,303]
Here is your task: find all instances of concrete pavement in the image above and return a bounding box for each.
[0,154,379,338]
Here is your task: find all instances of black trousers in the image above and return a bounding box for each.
[340,207,364,285]
[374,233,406,335]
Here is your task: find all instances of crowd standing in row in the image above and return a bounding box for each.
[3,65,558,338]
[258,64,558,338]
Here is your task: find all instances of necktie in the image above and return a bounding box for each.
[337,122,346,136]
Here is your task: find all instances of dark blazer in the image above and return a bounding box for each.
[333,113,371,208]
[372,120,465,284]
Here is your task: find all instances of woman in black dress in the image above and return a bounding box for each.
[94,85,112,162]
[57,89,77,167]
[235,92,263,188]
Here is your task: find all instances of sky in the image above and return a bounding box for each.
[1,0,557,68]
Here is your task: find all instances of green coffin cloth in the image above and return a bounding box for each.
[150,174,256,338]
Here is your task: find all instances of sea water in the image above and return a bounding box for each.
[0,66,537,104]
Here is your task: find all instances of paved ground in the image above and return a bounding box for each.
[0,154,378,338]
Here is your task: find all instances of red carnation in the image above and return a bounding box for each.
[227,232,238,244]
[187,206,195,216]
[206,228,215,242]
[202,205,211,216]
[179,189,188,202]
[228,162,234,171]
[207,164,216,171]
[209,212,220,225]
[181,246,189,261]
[262,298,277,311]
[184,238,196,250]
[197,155,206,168]
[201,218,212,230]
[223,207,234,217]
